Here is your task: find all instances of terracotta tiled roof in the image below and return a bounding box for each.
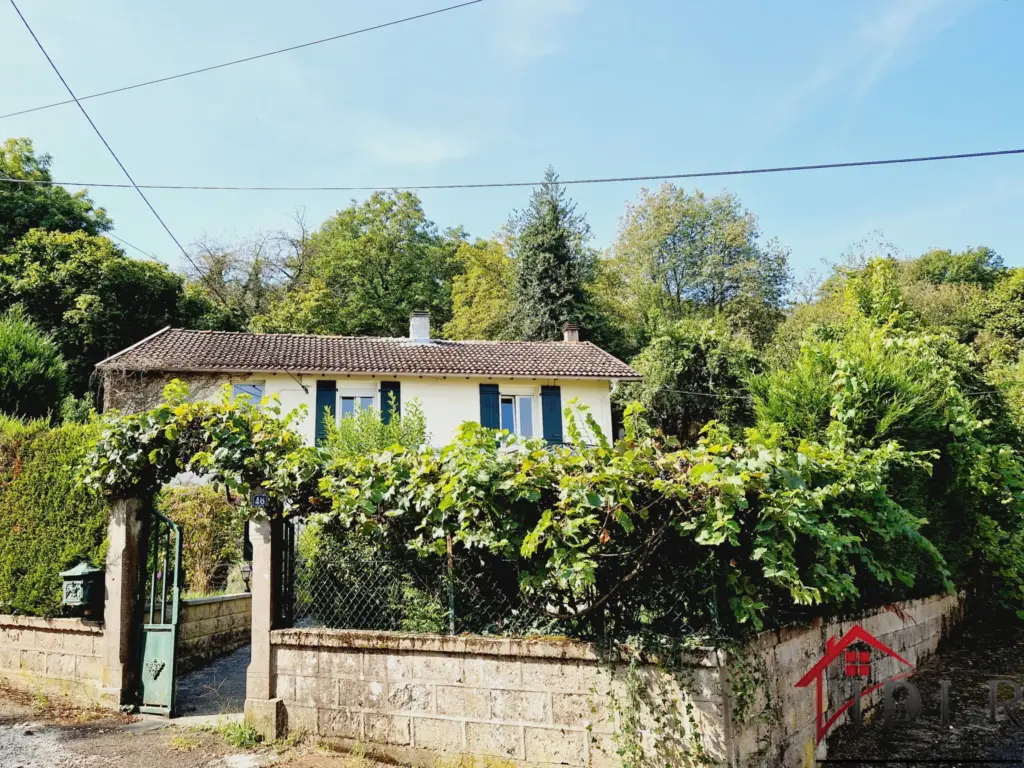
[96,328,641,380]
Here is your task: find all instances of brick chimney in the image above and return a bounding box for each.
[563,322,580,343]
[410,311,431,342]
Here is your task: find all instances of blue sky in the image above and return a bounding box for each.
[2,0,1022,281]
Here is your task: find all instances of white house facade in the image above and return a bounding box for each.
[97,313,640,447]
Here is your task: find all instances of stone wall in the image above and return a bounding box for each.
[258,593,965,767]
[178,593,251,673]
[268,629,729,767]
[735,592,966,768]
[0,615,108,706]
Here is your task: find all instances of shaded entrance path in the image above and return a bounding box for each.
[826,621,1024,766]
[175,644,250,717]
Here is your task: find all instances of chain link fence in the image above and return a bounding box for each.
[284,520,715,639]
[289,520,545,636]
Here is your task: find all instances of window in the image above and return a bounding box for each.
[340,395,374,419]
[232,382,264,402]
[500,395,534,437]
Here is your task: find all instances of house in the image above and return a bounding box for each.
[96,313,640,446]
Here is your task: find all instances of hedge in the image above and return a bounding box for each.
[0,417,108,617]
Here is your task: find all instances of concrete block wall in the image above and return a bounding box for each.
[268,630,730,767]
[733,592,965,768]
[178,593,251,673]
[0,615,108,706]
[257,593,965,767]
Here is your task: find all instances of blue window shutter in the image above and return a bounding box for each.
[541,386,563,445]
[381,381,401,424]
[315,381,336,446]
[479,384,500,428]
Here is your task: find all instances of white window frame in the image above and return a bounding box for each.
[499,390,537,438]
[337,386,376,421]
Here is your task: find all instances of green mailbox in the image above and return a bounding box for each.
[59,561,104,618]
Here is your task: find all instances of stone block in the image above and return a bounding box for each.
[388,683,432,712]
[274,647,317,676]
[337,680,368,709]
[436,685,489,718]
[413,654,463,683]
[412,716,463,752]
[46,652,76,679]
[76,655,103,683]
[0,648,20,670]
[363,652,386,681]
[466,722,521,759]
[285,705,318,736]
[465,656,521,687]
[32,631,63,652]
[365,714,411,746]
[490,688,548,723]
[552,693,611,729]
[24,651,46,674]
[295,675,336,708]
[321,707,362,740]
[245,697,284,742]
[588,732,620,768]
[522,659,586,692]
[275,674,295,701]
[320,649,362,679]
[62,633,96,656]
[524,726,586,766]
[384,654,413,681]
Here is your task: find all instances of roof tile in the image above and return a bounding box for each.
[97,328,640,380]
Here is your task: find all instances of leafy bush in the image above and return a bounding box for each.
[615,316,759,440]
[752,311,1024,616]
[312,403,950,635]
[321,394,428,457]
[158,485,246,596]
[0,306,67,419]
[0,418,107,616]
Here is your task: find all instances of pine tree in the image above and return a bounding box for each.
[509,167,596,341]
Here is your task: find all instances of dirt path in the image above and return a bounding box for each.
[826,619,1024,765]
[0,685,392,768]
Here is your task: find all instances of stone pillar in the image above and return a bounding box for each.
[244,516,284,739]
[101,497,145,706]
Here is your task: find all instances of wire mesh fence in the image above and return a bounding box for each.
[289,520,538,636]
[284,520,715,639]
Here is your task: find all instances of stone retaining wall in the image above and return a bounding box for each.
[0,615,108,706]
[258,593,965,767]
[179,593,251,673]
[737,592,965,768]
[268,629,729,767]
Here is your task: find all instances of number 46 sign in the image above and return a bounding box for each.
[250,493,270,509]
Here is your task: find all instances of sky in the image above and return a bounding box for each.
[2,0,1023,282]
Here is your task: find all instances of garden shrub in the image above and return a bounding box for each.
[158,485,246,596]
[0,418,107,616]
[0,306,67,419]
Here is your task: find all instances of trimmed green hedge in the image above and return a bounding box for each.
[0,417,108,617]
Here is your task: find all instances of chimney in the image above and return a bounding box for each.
[563,322,580,343]
[410,311,431,342]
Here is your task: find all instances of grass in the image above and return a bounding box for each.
[215,721,263,749]
[168,733,203,752]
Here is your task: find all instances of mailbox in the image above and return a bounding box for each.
[59,561,104,618]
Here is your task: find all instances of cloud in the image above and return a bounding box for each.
[771,0,972,127]
[496,0,585,61]
[353,115,471,167]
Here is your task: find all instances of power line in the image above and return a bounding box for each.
[0,0,484,121]
[1,147,1022,193]
[108,232,158,261]
[9,0,234,311]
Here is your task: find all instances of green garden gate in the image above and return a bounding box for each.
[136,508,182,716]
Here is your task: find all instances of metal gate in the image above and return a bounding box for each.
[136,508,182,716]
